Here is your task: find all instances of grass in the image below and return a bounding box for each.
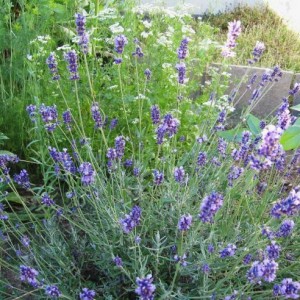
[204,4,300,72]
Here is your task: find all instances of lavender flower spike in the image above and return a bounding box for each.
[80,288,96,300]
[176,62,186,84]
[78,162,95,186]
[64,50,79,80]
[199,192,224,223]
[177,37,190,60]
[75,13,89,54]
[114,35,128,54]
[46,52,60,80]
[221,20,242,57]
[135,274,156,300]
[178,214,193,231]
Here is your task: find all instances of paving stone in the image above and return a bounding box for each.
[212,64,294,118]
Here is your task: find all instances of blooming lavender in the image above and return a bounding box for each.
[115,136,126,159]
[249,41,265,64]
[221,20,242,57]
[177,37,189,59]
[176,62,186,84]
[265,241,281,260]
[113,256,123,267]
[270,187,300,218]
[80,288,96,300]
[199,192,224,223]
[174,166,186,183]
[78,162,95,186]
[135,274,156,300]
[62,110,72,130]
[41,193,55,207]
[156,113,180,144]
[26,104,36,122]
[202,263,210,274]
[46,52,60,80]
[197,151,207,167]
[247,259,278,283]
[114,35,128,54]
[228,166,244,186]
[243,254,253,265]
[45,285,61,298]
[0,154,18,174]
[153,169,164,185]
[144,68,151,80]
[20,265,39,286]
[64,50,79,80]
[132,45,144,57]
[21,235,30,248]
[289,82,300,96]
[174,253,188,266]
[14,169,30,189]
[150,105,160,124]
[218,138,227,157]
[208,244,215,254]
[120,205,141,234]
[178,214,193,231]
[219,244,237,258]
[91,102,103,129]
[110,118,118,130]
[214,110,226,131]
[277,98,293,130]
[39,104,58,132]
[75,13,89,54]
[273,278,300,299]
[276,219,295,237]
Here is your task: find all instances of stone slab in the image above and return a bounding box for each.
[212,64,294,118]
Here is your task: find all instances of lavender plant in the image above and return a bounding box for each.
[1,3,300,300]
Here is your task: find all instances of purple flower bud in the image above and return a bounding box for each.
[151,105,160,124]
[78,162,95,186]
[45,285,61,298]
[91,102,103,129]
[178,214,193,231]
[46,52,60,80]
[135,274,156,300]
[14,169,30,189]
[153,170,164,185]
[199,192,224,223]
[114,35,128,54]
[64,50,79,80]
[144,68,151,80]
[176,62,186,84]
[177,37,189,60]
[113,256,123,267]
[41,193,55,207]
[80,288,96,300]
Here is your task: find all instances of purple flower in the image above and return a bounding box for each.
[113,256,123,267]
[78,162,95,186]
[259,120,266,129]
[39,104,58,132]
[62,110,72,130]
[174,166,186,183]
[135,274,156,300]
[14,169,30,189]
[45,285,61,298]
[21,235,30,247]
[75,13,89,54]
[115,136,126,159]
[197,152,207,167]
[214,110,227,131]
[218,138,227,157]
[243,254,253,265]
[261,226,275,240]
[144,68,151,80]
[176,62,186,84]
[151,105,160,124]
[261,259,278,282]
[135,235,141,244]
[46,52,60,80]
[219,244,237,258]
[64,50,79,80]
[110,118,118,130]
[124,159,133,168]
[26,104,37,122]
[208,244,214,253]
[228,166,244,186]
[41,193,55,207]
[114,58,123,64]
[265,241,280,260]
[153,170,164,185]
[274,278,300,299]
[249,41,265,64]
[277,98,293,130]
[221,20,242,57]
[178,214,193,231]
[156,113,180,144]
[48,147,76,174]
[289,83,300,96]
[270,187,300,218]
[177,37,189,60]
[120,205,141,234]
[20,265,39,286]
[202,263,210,274]
[276,219,295,237]
[80,288,96,300]
[197,135,208,144]
[199,192,224,223]
[174,253,188,266]
[91,102,103,129]
[133,167,140,177]
[114,35,128,54]
[224,291,238,300]
[132,45,144,57]
[106,148,117,160]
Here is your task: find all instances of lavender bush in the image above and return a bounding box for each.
[1,3,300,300]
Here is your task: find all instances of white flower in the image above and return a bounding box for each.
[141,31,152,39]
[182,25,195,35]
[26,54,33,61]
[132,118,139,124]
[157,35,172,47]
[98,8,117,20]
[109,23,124,34]
[142,20,152,28]
[162,63,172,69]
[56,44,72,51]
